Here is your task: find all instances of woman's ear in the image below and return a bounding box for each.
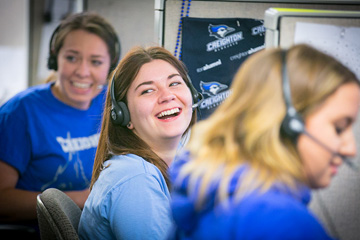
[127,122,134,129]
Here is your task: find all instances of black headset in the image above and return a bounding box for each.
[47,24,121,71]
[47,25,61,70]
[110,73,203,127]
[280,50,305,142]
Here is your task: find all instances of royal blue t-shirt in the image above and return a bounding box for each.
[169,151,334,240]
[0,82,106,191]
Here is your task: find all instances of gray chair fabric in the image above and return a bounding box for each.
[36,188,81,240]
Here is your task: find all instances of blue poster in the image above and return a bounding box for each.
[181,17,265,119]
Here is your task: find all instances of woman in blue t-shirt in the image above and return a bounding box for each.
[78,46,201,240]
[0,12,120,234]
[169,44,360,240]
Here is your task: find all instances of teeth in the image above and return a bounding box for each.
[157,108,180,118]
[72,82,91,89]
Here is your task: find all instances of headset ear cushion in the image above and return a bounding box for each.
[47,54,57,70]
[111,101,130,127]
[280,110,304,142]
[118,101,130,127]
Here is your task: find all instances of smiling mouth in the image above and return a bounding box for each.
[156,108,181,119]
[71,81,92,89]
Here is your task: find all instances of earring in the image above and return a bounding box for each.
[127,122,132,129]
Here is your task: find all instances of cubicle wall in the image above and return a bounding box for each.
[160,0,360,54]
[264,8,360,48]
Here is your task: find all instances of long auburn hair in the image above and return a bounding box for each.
[91,46,197,189]
[177,44,359,208]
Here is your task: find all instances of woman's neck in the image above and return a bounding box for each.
[149,138,181,166]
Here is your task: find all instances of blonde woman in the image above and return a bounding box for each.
[169,44,360,239]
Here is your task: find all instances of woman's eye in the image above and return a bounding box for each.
[65,55,76,62]
[170,82,181,87]
[335,118,352,135]
[92,60,103,66]
[141,89,154,95]
[335,126,345,135]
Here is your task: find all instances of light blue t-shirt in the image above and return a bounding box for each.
[78,154,173,240]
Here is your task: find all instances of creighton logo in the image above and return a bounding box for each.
[206,24,244,52]
[208,24,235,39]
[198,81,231,111]
[200,81,228,96]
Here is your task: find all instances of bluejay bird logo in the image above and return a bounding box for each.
[200,81,228,96]
[208,24,235,39]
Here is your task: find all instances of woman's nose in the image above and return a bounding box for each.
[339,129,357,158]
[75,60,91,77]
[158,88,176,103]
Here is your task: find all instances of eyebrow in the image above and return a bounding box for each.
[64,50,80,55]
[64,49,106,59]
[134,73,182,91]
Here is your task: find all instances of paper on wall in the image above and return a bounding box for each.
[294,22,360,80]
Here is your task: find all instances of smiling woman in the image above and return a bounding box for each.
[125,59,193,165]
[0,12,120,238]
[52,29,111,109]
[78,46,199,240]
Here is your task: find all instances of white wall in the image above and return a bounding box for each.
[0,0,29,106]
[87,0,157,59]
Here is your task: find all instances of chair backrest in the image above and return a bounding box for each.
[36,188,81,240]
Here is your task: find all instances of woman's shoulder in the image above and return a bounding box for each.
[225,187,330,238]
[0,83,53,121]
[1,83,51,111]
[92,154,169,201]
[102,154,166,182]
[187,188,329,240]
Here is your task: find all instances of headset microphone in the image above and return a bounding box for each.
[192,92,204,109]
[97,84,106,90]
[192,103,200,109]
[303,130,358,171]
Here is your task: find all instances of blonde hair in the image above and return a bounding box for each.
[178,44,359,208]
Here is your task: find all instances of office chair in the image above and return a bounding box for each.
[36,188,81,240]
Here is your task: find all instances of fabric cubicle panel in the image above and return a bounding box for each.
[163,0,360,54]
